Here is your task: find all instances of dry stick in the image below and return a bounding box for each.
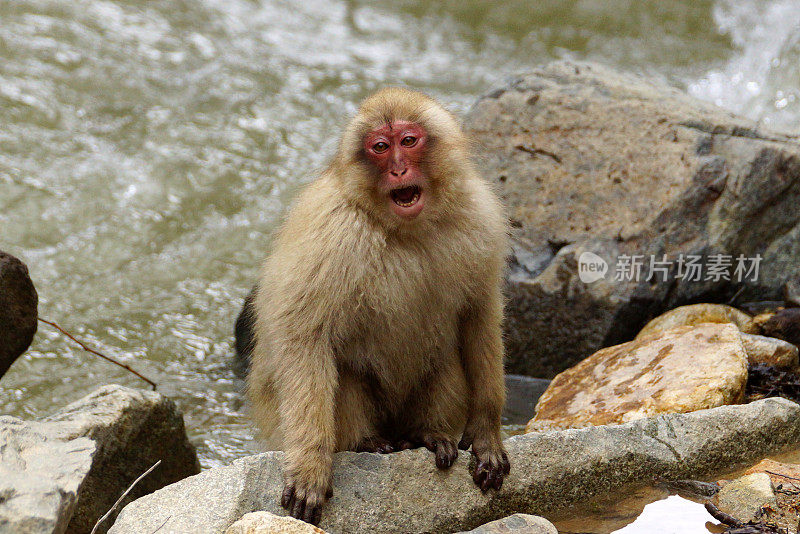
[38,317,157,390]
[765,470,800,483]
[90,459,162,534]
[705,502,742,527]
[767,472,800,494]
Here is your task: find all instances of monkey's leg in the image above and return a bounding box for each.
[397,358,468,469]
[334,372,394,454]
[458,295,511,492]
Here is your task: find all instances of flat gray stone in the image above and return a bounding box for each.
[111,398,800,534]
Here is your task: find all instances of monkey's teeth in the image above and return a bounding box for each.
[391,186,421,208]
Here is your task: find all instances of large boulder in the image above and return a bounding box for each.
[0,385,200,534]
[0,250,38,379]
[526,323,748,430]
[464,61,800,377]
[110,398,800,534]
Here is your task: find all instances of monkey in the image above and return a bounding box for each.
[244,87,510,525]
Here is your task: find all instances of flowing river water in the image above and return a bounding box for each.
[1,1,800,529]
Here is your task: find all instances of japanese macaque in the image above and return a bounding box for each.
[243,87,510,525]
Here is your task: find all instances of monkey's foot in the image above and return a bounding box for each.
[459,436,510,492]
[395,432,458,469]
[281,477,332,525]
[353,436,394,454]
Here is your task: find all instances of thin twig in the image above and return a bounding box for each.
[728,285,745,305]
[38,317,157,390]
[150,515,171,534]
[765,470,800,483]
[90,460,162,534]
[514,144,563,163]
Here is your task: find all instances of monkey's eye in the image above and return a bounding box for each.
[400,136,417,147]
[372,141,389,153]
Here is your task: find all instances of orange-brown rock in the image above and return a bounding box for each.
[527,323,748,431]
[635,304,756,340]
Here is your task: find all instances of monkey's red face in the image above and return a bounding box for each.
[363,121,428,220]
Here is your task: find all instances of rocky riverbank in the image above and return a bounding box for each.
[3,60,800,533]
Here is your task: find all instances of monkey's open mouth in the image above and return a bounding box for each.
[390,185,421,208]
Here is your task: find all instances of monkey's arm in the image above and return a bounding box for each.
[271,333,338,524]
[458,287,511,491]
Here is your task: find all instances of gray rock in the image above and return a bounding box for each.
[455,514,557,534]
[464,61,800,377]
[502,375,550,425]
[0,385,200,534]
[111,398,800,534]
[0,250,38,379]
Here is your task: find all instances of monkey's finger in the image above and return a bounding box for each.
[302,500,320,525]
[378,442,394,454]
[291,494,306,520]
[493,471,504,491]
[501,452,511,475]
[473,461,488,487]
[481,469,498,492]
[435,442,457,469]
[457,435,473,451]
[281,484,296,509]
[309,505,323,526]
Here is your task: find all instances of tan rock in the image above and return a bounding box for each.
[456,514,557,534]
[713,473,776,523]
[741,333,799,368]
[635,304,756,340]
[225,512,328,534]
[527,323,748,431]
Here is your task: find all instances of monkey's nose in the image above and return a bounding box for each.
[389,168,408,177]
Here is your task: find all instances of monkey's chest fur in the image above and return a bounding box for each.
[330,229,485,416]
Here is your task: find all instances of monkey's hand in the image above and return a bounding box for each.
[395,432,459,469]
[281,472,333,525]
[458,432,510,492]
